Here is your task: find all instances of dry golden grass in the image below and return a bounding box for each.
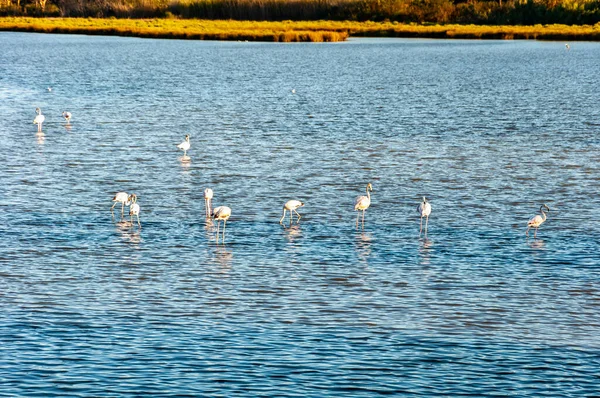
[1,17,599,42]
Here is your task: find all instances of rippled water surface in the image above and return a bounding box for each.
[1,32,600,396]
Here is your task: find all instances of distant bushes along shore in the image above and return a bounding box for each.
[1,0,600,25]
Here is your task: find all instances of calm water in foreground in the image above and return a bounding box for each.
[1,32,599,396]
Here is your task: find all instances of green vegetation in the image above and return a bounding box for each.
[1,17,599,41]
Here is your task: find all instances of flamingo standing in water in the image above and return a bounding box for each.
[177,135,191,159]
[129,194,141,227]
[526,204,550,239]
[354,183,373,228]
[204,188,213,218]
[212,206,231,243]
[33,108,45,132]
[111,191,131,217]
[417,196,432,236]
[280,200,304,225]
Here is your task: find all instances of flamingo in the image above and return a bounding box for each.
[280,200,304,225]
[111,192,131,216]
[129,194,141,227]
[526,204,550,239]
[33,108,45,132]
[354,183,373,228]
[417,196,432,236]
[204,188,213,218]
[62,111,72,124]
[212,206,231,243]
[177,135,191,158]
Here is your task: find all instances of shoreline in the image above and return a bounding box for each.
[1,17,599,42]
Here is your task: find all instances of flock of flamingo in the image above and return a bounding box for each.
[33,107,551,243]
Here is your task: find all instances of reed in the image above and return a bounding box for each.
[0,17,350,41]
[1,17,599,41]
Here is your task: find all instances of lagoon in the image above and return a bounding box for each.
[1,33,600,396]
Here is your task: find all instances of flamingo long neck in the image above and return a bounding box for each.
[366,187,370,200]
[540,208,547,221]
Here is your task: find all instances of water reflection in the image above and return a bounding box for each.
[527,238,546,250]
[355,232,373,263]
[204,218,215,242]
[213,245,233,273]
[35,132,45,144]
[115,220,142,245]
[419,238,433,265]
[283,224,302,244]
[179,156,191,167]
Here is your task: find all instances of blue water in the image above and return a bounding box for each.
[1,32,600,396]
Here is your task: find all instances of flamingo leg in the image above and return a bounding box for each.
[223,220,226,243]
[362,210,365,227]
[280,210,286,224]
[534,228,537,239]
[137,214,141,227]
[425,215,429,236]
[121,202,125,217]
[419,216,423,235]
[216,221,220,243]
[356,212,360,228]
[290,211,293,224]
[293,209,301,222]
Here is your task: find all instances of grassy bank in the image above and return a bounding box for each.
[0,17,349,41]
[1,17,599,41]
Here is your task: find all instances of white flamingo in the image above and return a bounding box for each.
[33,108,45,132]
[129,194,141,227]
[526,204,550,239]
[212,206,231,243]
[111,191,131,216]
[280,200,304,225]
[62,111,72,124]
[417,196,432,237]
[177,135,191,158]
[354,183,373,228]
[204,188,214,218]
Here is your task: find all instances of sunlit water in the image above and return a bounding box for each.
[1,33,599,396]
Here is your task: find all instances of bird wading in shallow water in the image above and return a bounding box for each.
[111,192,131,217]
[33,108,45,132]
[62,111,72,124]
[177,134,191,159]
[417,196,432,237]
[212,206,231,244]
[526,204,550,239]
[354,183,373,228]
[204,188,213,218]
[280,200,304,225]
[129,194,141,228]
